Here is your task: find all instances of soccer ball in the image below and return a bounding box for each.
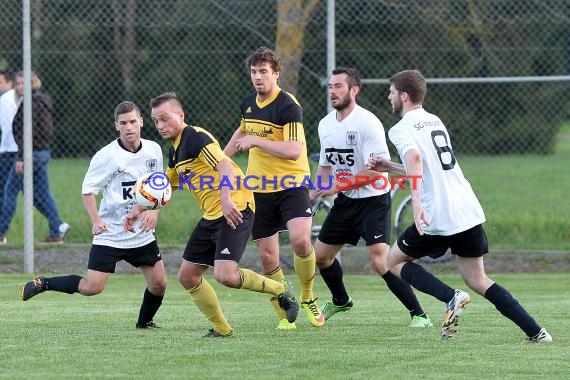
[134,172,172,210]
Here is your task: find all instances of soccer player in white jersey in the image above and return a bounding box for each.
[21,101,168,329]
[311,67,431,328]
[368,69,551,343]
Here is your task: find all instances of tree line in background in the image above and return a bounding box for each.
[1,0,569,157]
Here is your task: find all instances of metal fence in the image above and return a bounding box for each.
[2,0,569,157]
[1,0,569,253]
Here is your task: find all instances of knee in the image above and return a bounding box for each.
[463,275,491,295]
[149,278,167,296]
[214,272,239,289]
[368,246,390,274]
[315,254,331,268]
[290,236,312,255]
[79,282,105,296]
[178,270,198,290]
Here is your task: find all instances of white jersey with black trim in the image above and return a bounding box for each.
[82,138,164,248]
[388,108,485,235]
[318,104,391,199]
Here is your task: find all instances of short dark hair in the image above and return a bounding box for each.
[332,67,361,90]
[150,92,182,109]
[114,101,141,120]
[245,47,281,73]
[0,70,12,81]
[389,69,427,104]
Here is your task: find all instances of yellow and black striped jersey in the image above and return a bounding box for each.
[240,87,310,192]
[166,125,254,220]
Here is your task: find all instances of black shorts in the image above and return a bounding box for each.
[183,208,254,266]
[88,241,162,273]
[397,223,489,259]
[252,187,313,240]
[318,192,391,246]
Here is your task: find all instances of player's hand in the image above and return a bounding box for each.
[235,136,258,151]
[221,198,243,229]
[412,200,430,235]
[317,187,339,198]
[123,205,142,233]
[367,156,389,172]
[138,210,159,232]
[309,189,319,201]
[92,220,108,235]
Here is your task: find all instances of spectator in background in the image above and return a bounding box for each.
[0,70,20,245]
[0,70,13,95]
[0,71,70,244]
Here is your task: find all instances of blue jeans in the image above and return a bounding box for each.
[0,152,18,235]
[0,150,63,236]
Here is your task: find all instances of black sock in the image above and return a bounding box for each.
[319,258,350,306]
[137,288,164,326]
[45,275,82,294]
[400,262,455,303]
[382,271,424,317]
[484,282,541,337]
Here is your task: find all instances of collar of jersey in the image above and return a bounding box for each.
[256,87,281,109]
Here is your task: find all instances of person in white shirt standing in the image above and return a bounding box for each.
[0,71,20,245]
[312,67,431,328]
[21,101,167,329]
[368,69,551,343]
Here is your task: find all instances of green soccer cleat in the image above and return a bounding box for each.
[409,315,433,328]
[321,298,353,321]
[21,276,47,301]
[301,298,325,327]
[276,319,297,330]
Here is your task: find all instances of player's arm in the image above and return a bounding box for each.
[214,157,243,229]
[82,194,108,235]
[403,148,429,235]
[313,164,337,197]
[236,133,303,160]
[367,157,407,176]
[223,127,246,157]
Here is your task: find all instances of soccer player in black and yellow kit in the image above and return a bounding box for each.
[125,92,299,337]
[224,47,324,329]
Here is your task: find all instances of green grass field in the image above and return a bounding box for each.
[0,273,568,379]
[2,127,569,250]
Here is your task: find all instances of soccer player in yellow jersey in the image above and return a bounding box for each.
[125,92,299,337]
[224,47,324,329]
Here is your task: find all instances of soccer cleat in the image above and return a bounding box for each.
[136,321,161,329]
[321,298,353,321]
[276,319,297,330]
[524,328,553,343]
[440,289,471,340]
[21,276,47,301]
[409,314,433,328]
[202,328,234,338]
[301,298,325,327]
[0,235,6,245]
[276,281,300,323]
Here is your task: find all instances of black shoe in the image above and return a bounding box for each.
[202,328,233,338]
[136,321,160,329]
[276,281,300,323]
[22,276,47,301]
